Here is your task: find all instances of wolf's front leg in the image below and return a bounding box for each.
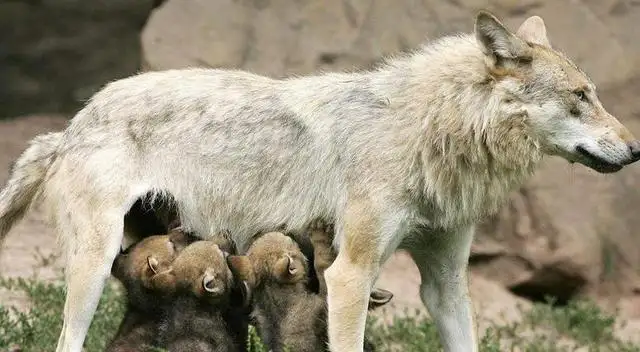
[404,225,478,352]
[323,200,390,352]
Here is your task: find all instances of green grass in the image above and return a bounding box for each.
[0,278,639,352]
[0,277,125,352]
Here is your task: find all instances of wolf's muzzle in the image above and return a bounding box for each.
[627,140,640,164]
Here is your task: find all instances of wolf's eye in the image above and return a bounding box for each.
[574,90,587,102]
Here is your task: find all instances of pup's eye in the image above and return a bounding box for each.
[574,90,587,102]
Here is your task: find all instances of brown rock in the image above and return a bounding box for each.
[142,0,640,88]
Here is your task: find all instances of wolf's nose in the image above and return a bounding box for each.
[628,140,640,161]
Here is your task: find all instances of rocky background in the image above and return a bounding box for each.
[2,0,640,340]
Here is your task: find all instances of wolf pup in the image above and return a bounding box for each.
[1,10,639,352]
[149,235,250,352]
[106,228,199,352]
[228,222,392,352]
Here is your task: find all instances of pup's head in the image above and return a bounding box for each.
[111,228,200,288]
[227,232,308,291]
[474,11,640,173]
[148,236,248,306]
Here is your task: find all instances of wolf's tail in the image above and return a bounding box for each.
[0,131,62,245]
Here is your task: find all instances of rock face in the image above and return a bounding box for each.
[142,0,640,304]
[0,0,160,118]
[142,0,640,87]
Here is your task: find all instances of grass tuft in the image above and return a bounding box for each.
[0,278,639,351]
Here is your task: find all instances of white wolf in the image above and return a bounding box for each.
[0,11,638,352]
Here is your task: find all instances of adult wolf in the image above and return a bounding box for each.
[1,10,638,352]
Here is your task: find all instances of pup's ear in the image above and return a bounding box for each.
[169,229,199,251]
[146,267,177,293]
[227,255,255,285]
[146,256,160,275]
[286,255,299,276]
[202,268,224,296]
[275,255,305,283]
[214,230,238,255]
[516,15,551,49]
[368,288,394,311]
[227,255,254,308]
[239,280,252,308]
[475,11,531,63]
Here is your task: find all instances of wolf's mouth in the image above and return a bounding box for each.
[575,146,623,174]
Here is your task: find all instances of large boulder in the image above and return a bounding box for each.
[0,0,160,118]
[142,0,640,302]
[142,0,640,87]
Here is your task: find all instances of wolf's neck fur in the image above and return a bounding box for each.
[375,34,543,228]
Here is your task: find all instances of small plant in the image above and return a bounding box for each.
[523,297,640,352]
[247,325,269,352]
[0,277,125,352]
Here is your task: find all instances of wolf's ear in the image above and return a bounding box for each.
[368,288,394,311]
[516,15,551,49]
[475,11,531,63]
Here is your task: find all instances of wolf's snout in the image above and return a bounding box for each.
[575,145,623,174]
[628,140,640,163]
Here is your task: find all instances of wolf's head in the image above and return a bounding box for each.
[474,11,640,173]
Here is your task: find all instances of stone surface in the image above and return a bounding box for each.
[0,0,159,118]
[142,0,640,87]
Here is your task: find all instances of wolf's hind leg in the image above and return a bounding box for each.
[55,206,125,352]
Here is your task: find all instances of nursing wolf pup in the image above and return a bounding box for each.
[228,221,392,352]
[106,228,199,352]
[1,10,639,352]
[149,236,250,352]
